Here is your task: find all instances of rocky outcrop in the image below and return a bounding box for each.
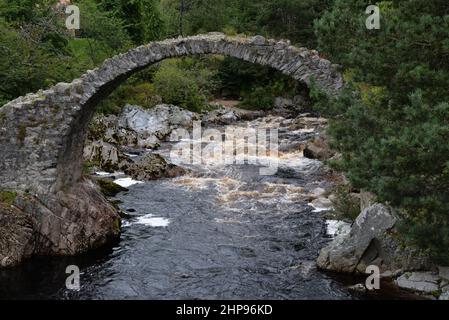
[317,203,431,274]
[303,135,336,161]
[271,95,308,117]
[84,140,131,172]
[0,203,34,267]
[86,104,199,151]
[124,153,186,181]
[84,104,195,175]
[202,107,239,125]
[317,204,394,273]
[202,106,265,125]
[118,104,199,148]
[395,272,440,294]
[0,179,120,267]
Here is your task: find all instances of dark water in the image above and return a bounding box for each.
[0,116,416,300]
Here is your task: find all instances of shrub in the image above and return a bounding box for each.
[153,58,218,112]
[331,185,360,221]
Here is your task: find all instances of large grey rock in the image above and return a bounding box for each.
[303,135,335,161]
[0,179,120,267]
[0,203,34,267]
[438,266,449,281]
[202,107,239,125]
[439,291,449,300]
[271,94,310,118]
[83,140,131,172]
[317,204,396,273]
[395,272,439,293]
[117,104,198,148]
[317,203,432,274]
[124,153,186,181]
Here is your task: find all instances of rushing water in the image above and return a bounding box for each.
[0,115,415,300]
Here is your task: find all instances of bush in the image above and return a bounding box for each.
[152,58,218,112]
[331,185,360,221]
[218,57,308,109]
[97,82,162,115]
[239,86,274,110]
[153,60,205,112]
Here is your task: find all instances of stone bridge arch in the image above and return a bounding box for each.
[0,33,344,267]
[0,33,342,194]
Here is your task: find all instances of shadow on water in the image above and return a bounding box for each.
[0,240,119,300]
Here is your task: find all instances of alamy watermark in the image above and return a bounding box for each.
[65,265,80,291]
[365,265,380,290]
[65,5,80,30]
[366,5,381,30]
[169,121,279,176]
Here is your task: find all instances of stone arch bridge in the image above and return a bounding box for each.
[0,33,342,267]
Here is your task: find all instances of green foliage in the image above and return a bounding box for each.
[96,179,129,197]
[331,185,361,221]
[0,0,132,105]
[97,82,161,115]
[316,0,449,263]
[161,0,330,47]
[0,190,17,205]
[239,86,275,110]
[218,57,307,109]
[99,0,165,44]
[153,61,204,112]
[152,58,218,112]
[0,9,71,105]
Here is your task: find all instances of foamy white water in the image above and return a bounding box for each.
[114,177,144,188]
[135,214,170,227]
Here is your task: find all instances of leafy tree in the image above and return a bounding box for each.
[99,0,165,44]
[315,0,449,262]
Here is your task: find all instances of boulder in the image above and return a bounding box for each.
[124,153,186,181]
[439,291,449,300]
[0,203,34,267]
[317,203,395,273]
[96,179,129,197]
[202,107,239,125]
[0,179,120,267]
[439,266,449,281]
[83,140,131,172]
[317,203,432,274]
[117,104,198,148]
[303,136,335,161]
[271,97,303,117]
[395,272,440,294]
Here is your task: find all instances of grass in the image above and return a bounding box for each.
[0,191,17,206]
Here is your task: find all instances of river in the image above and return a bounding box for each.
[0,114,414,300]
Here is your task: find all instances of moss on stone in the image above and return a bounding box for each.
[0,112,6,126]
[114,217,122,233]
[97,179,128,197]
[0,191,17,205]
[18,125,26,146]
[83,160,100,175]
